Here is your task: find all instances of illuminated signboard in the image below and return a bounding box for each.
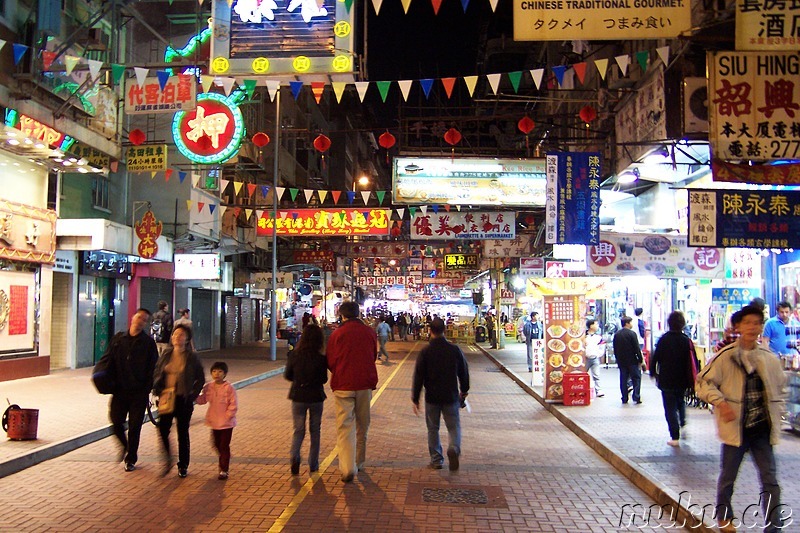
[443,253,479,271]
[124,75,196,115]
[209,0,355,75]
[256,209,391,236]
[3,109,75,152]
[174,253,221,280]
[411,211,516,240]
[393,157,547,206]
[172,92,245,164]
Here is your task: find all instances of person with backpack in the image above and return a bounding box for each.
[152,300,174,356]
[523,312,542,372]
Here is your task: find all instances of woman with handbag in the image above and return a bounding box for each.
[153,324,205,477]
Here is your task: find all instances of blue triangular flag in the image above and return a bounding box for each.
[208,204,216,214]
[261,185,269,197]
[460,0,469,11]
[292,212,299,219]
[178,171,187,183]
[289,81,304,100]
[420,79,434,99]
[431,204,439,214]
[552,65,567,88]
[362,211,370,221]
[12,44,29,66]
[346,191,356,204]
[156,70,170,91]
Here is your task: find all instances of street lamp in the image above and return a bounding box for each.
[356,175,370,191]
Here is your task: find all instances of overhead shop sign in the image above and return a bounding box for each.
[545,152,601,246]
[0,200,57,264]
[67,143,110,169]
[172,93,245,165]
[512,0,691,41]
[708,51,800,161]
[689,189,800,250]
[711,159,800,185]
[411,211,515,240]
[443,253,479,271]
[125,75,196,115]
[293,250,335,271]
[393,158,546,206]
[586,231,724,278]
[126,144,168,172]
[736,0,799,51]
[256,209,391,236]
[4,109,75,152]
[358,275,417,286]
[483,236,531,258]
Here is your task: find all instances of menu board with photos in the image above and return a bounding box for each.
[543,294,586,402]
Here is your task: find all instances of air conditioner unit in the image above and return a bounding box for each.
[683,77,709,133]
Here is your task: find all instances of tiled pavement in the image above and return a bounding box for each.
[0,340,682,532]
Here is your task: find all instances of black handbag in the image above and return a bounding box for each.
[92,352,116,394]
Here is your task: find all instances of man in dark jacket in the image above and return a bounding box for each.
[151,300,174,356]
[107,308,159,471]
[613,316,644,405]
[412,318,470,471]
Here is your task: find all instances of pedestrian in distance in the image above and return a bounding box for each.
[398,312,409,341]
[195,361,238,480]
[153,324,205,478]
[386,313,396,341]
[613,316,645,404]
[325,301,379,483]
[101,308,159,472]
[584,319,605,397]
[284,324,328,476]
[376,316,391,362]
[151,300,174,356]
[696,305,788,533]
[174,308,195,351]
[649,311,698,447]
[523,311,542,372]
[412,318,470,471]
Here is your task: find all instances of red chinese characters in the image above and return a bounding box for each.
[135,210,163,259]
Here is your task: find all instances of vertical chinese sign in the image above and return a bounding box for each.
[543,294,586,402]
[135,209,163,258]
[546,152,601,245]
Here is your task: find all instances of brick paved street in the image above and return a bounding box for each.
[0,341,677,532]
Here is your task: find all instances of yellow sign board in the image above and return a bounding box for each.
[527,277,609,298]
[126,144,168,172]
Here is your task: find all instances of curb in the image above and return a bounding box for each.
[0,367,285,479]
[477,345,716,533]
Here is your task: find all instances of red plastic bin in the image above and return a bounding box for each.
[562,372,591,406]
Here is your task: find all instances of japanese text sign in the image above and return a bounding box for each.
[124,75,196,115]
[443,253,479,271]
[708,51,800,161]
[546,152,601,245]
[358,275,417,287]
[512,0,691,41]
[126,144,168,172]
[411,211,515,240]
[736,1,799,51]
[294,250,335,271]
[689,189,800,249]
[256,209,391,237]
[586,231,724,279]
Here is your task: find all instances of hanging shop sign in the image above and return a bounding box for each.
[411,211,515,240]
[124,75,197,115]
[708,51,800,161]
[172,92,245,165]
[444,253,479,271]
[542,293,586,402]
[174,253,220,280]
[545,152,601,245]
[0,200,57,264]
[483,236,531,258]
[500,289,516,305]
[357,275,417,286]
[125,144,168,172]
[81,251,132,278]
[688,189,800,249]
[256,209,391,237]
[711,159,800,185]
[520,257,545,278]
[0,270,36,352]
[614,71,667,172]
[393,158,546,206]
[67,143,110,169]
[724,248,762,281]
[586,231,724,278]
[528,277,609,298]
[3,109,75,152]
[512,0,691,41]
[736,1,799,51]
[251,271,294,287]
[348,242,408,258]
[293,250,335,271]
[134,209,163,259]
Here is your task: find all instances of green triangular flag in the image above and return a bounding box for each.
[344,0,353,11]
[111,64,126,85]
[289,188,299,201]
[508,71,522,93]
[376,81,391,103]
[376,190,386,205]
[409,206,417,217]
[635,50,649,72]
[243,79,257,99]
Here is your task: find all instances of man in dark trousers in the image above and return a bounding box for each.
[613,316,644,405]
[523,311,542,372]
[107,308,159,471]
[151,300,174,356]
[412,318,470,471]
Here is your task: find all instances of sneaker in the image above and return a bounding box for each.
[218,471,228,480]
[427,463,443,470]
[596,391,605,397]
[124,463,136,472]
[447,449,459,471]
[291,459,300,476]
[178,467,188,478]
[667,439,680,447]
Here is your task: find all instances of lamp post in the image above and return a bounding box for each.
[269,88,281,361]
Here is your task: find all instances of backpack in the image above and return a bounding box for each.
[151,315,165,342]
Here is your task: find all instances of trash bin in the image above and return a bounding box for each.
[2,405,39,440]
[475,326,486,343]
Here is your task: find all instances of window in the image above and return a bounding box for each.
[92,175,109,210]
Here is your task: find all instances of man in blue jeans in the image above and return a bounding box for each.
[613,316,644,404]
[411,318,470,471]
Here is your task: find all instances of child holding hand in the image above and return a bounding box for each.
[196,361,238,480]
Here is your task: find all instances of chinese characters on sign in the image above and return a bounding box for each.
[0,201,57,264]
[124,75,196,115]
[712,158,800,185]
[8,285,28,335]
[293,250,336,271]
[483,236,531,258]
[443,253,479,271]
[256,209,391,237]
[172,93,245,165]
[126,144,168,172]
[546,152,601,245]
[708,51,800,161]
[67,143,110,169]
[735,0,800,50]
[135,209,162,259]
[543,293,585,402]
[357,275,417,287]
[410,211,515,240]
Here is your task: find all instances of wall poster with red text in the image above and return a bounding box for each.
[0,270,36,353]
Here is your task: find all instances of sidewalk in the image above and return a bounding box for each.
[480,339,800,531]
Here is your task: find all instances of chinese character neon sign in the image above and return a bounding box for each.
[171,92,245,165]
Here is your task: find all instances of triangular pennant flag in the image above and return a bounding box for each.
[265,80,280,102]
[42,51,56,71]
[346,191,356,204]
[156,70,170,90]
[431,0,443,14]
[376,191,386,205]
[420,205,428,215]
[186,200,192,211]
[165,168,174,182]
[376,81,391,103]
[255,209,263,220]
[573,62,587,85]
[261,185,270,197]
[615,54,630,77]
[441,77,456,99]
[12,44,28,66]
[594,58,609,81]
[635,50,650,72]
[463,75,478,97]
[488,0,499,10]
[243,79,257,99]
[332,82,347,103]
[317,189,327,204]
[201,75,214,93]
[530,68,544,89]
[220,206,228,218]
[273,187,285,201]
[111,63,126,85]
[371,0,383,14]
[431,205,439,214]
[64,55,80,76]
[279,211,288,220]
[197,202,205,213]
[244,208,252,220]
[233,181,243,195]
[193,176,201,188]
[444,205,451,212]
[88,59,104,80]
[311,81,325,104]
[361,191,371,205]
[0,40,6,53]
[234,207,242,218]
[400,0,412,13]
[398,80,413,102]
[344,0,353,12]
[304,189,315,203]
[220,178,230,192]
[507,71,522,93]
[460,0,469,11]
[396,207,405,219]
[209,204,217,214]
[220,77,236,96]
[134,67,148,87]
[178,171,187,183]
[151,171,157,180]
[289,188,299,201]
[456,205,461,211]
[247,183,257,197]
[552,65,567,87]
[409,207,417,218]
[355,81,369,102]
[419,78,434,99]
[289,81,304,100]
[656,46,670,66]
[487,73,501,94]
[331,190,341,204]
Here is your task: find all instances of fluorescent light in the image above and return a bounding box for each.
[617,171,638,184]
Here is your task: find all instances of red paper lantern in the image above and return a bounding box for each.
[524,214,536,225]
[517,116,535,134]
[129,129,146,146]
[378,131,396,149]
[313,134,331,153]
[579,105,597,123]
[252,132,270,148]
[443,128,462,146]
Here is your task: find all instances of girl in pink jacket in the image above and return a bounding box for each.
[196,361,238,479]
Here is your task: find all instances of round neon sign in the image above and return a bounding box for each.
[172,92,245,164]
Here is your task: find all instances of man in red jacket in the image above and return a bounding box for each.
[326,301,379,482]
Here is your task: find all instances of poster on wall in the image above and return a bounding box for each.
[0,270,36,352]
[543,294,586,402]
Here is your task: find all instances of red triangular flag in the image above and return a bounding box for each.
[247,183,257,197]
[42,51,56,71]
[233,207,242,217]
[164,168,174,182]
[197,202,205,212]
[431,0,443,14]
[573,62,588,85]
[441,78,456,99]
[331,190,342,205]
[311,82,325,104]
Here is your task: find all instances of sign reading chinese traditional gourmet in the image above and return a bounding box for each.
[172,92,245,164]
[124,75,197,115]
[688,189,800,249]
[411,211,515,240]
[443,253,479,271]
[546,152,601,245]
[293,250,335,271]
[135,209,162,259]
[708,51,800,161]
[126,144,168,172]
[256,209,391,236]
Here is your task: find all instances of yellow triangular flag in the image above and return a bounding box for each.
[245,208,253,220]
[318,190,328,204]
[398,80,412,102]
[151,171,157,179]
[400,0,411,13]
[201,75,214,93]
[332,82,347,103]
[186,200,192,211]
[463,76,478,97]
[64,55,80,76]
[233,181,244,195]
[371,0,383,14]
[594,59,609,81]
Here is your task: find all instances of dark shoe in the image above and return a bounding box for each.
[291,459,300,476]
[621,401,628,404]
[310,467,319,473]
[178,467,188,478]
[218,471,228,480]
[447,450,459,471]
[635,400,643,404]
[341,473,354,483]
[124,463,136,472]
[428,463,443,470]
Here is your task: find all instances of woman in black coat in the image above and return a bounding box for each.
[284,324,328,475]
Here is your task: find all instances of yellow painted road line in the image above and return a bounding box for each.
[267,342,419,533]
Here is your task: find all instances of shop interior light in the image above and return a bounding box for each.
[6,138,19,145]
[617,169,639,184]
[77,167,89,173]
